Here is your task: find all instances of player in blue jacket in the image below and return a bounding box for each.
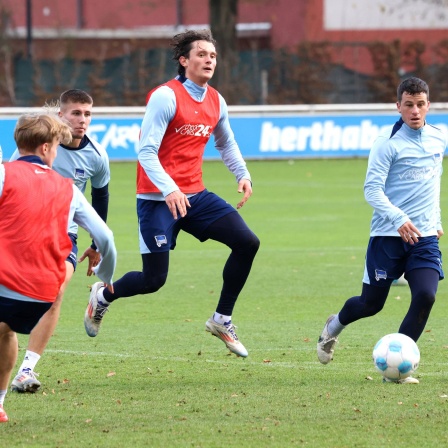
[317,77,446,384]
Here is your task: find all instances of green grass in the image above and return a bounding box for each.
[3,159,448,447]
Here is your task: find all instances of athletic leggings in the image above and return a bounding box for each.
[103,211,260,316]
[338,268,439,341]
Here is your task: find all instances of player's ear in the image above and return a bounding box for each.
[179,56,188,67]
[39,142,49,156]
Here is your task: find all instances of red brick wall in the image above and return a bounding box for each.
[3,0,446,74]
[4,0,445,51]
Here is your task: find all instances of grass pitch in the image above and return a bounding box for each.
[3,159,448,447]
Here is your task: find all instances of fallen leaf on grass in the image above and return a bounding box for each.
[263,359,271,363]
[107,372,116,377]
[365,376,373,381]
[85,419,92,423]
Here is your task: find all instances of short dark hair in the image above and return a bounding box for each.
[171,29,217,76]
[397,77,429,102]
[59,89,93,106]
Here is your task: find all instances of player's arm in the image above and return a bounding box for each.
[0,164,5,196]
[78,183,109,275]
[70,185,116,289]
[90,183,109,241]
[213,94,252,209]
[435,143,445,239]
[364,136,410,232]
[138,86,190,218]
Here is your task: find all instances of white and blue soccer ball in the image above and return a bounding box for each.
[372,333,420,381]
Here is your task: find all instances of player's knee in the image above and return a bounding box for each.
[363,301,385,317]
[239,232,260,257]
[414,290,436,308]
[249,233,260,253]
[142,273,167,294]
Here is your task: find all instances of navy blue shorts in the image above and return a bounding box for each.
[137,189,236,253]
[363,236,444,286]
[0,296,52,334]
[67,232,78,270]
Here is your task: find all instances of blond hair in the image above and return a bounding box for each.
[14,113,72,152]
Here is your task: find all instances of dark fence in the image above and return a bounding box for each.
[3,40,448,107]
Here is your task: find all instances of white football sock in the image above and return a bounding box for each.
[0,390,7,405]
[97,287,110,305]
[18,350,41,373]
[213,313,231,325]
[327,314,345,337]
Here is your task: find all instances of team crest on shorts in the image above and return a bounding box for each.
[375,269,387,281]
[154,235,168,247]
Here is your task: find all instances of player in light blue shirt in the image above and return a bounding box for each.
[317,77,446,383]
[9,90,111,392]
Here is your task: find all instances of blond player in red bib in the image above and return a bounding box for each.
[0,113,116,423]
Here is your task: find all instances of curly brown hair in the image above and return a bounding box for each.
[171,29,217,76]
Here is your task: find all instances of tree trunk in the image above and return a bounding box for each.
[209,0,238,102]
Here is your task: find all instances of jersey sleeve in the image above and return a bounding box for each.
[89,141,111,189]
[138,86,179,195]
[364,135,408,230]
[213,94,251,183]
[70,186,116,285]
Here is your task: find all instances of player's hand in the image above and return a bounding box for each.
[398,221,421,245]
[236,179,252,209]
[165,190,191,219]
[78,246,101,276]
[437,229,444,239]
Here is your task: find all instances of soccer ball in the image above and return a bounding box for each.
[372,333,420,381]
